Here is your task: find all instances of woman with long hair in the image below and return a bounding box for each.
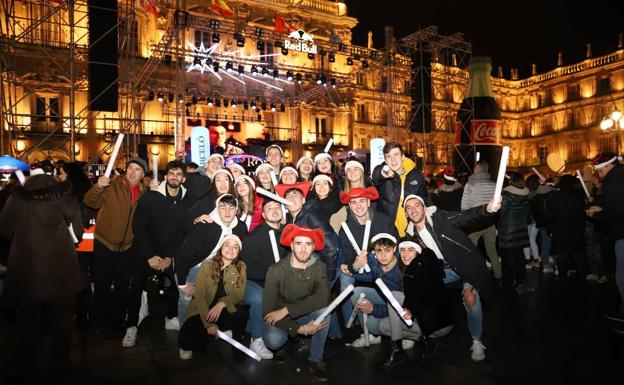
[235,175,262,231]
[255,163,275,192]
[296,156,314,182]
[343,160,372,192]
[279,166,299,185]
[191,168,235,221]
[177,234,247,360]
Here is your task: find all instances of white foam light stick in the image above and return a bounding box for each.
[492,146,510,204]
[244,215,252,230]
[363,313,370,347]
[216,330,261,362]
[269,170,278,186]
[476,151,480,162]
[375,278,412,326]
[104,133,124,178]
[346,293,365,328]
[531,167,545,181]
[268,230,281,263]
[256,187,294,207]
[323,138,334,153]
[361,220,372,273]
[313,284,354,325]
[152,154,158,182]
[15,170,25,185]
[340,223,370,274]
[68,223,80,243]
[576,170,590,198]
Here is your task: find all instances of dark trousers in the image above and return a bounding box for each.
[500,247,527,286]
[15,298,74,371]
[93,240,136,329]
[178,306,247,351]
[130,265,180,327]
[557,250,586,279]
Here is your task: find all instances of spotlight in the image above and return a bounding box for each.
[208,97,214,107]
[147,90,155,101]
[238,64,244,74]
[308,52,315,60]
[157,91,164,103]
[243,100,249,110]
[231,99,237,108]
[295,73,303,84]
[270,103,276,112]
[251,65,258,76]
[191,95,198,104]
[286,70,293,81]
[178,94,185,103]
[328,52,335,62]
[210,19,220,29]
[257,40,264,51]
[321,75,327,86]
[330,78,337,88]
[261,67,269,77]
[362,60,369,68]
[168,92,174,103]
[272,69,279,79]
[213,61,219,72]
[255,28,263,37]
[235,33,245,47]
[280,103,285,112]
[251,101,257,110]
[223,99,229,107]
[205,57,213,66]
[193,55,202,66]
[215,97,221,107]
[212,32,220,43]
[225,61,234,72]
[316,73,322,85]
[281,47,288,55]
[347,56,354,65]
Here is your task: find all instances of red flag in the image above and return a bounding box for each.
[211,0,234,18]
[275,15,295,34]
[135,0,160,16]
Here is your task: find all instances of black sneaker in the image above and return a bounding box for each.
[308,361,329,382]
[274,348,286,364]
[382,341,408,369]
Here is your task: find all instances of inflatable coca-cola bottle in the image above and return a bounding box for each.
[454,57,503,178]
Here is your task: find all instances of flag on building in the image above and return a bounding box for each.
[211,0,234,17]
[275,15,296,34]
[135,0,160,16]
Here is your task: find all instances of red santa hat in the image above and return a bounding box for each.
[344,160,364,173]
[222,234,243,250]
[280,223,325,251]
[234,175,256,189]
[403,194,425,208]
[227,163,246,175]
[265,144,284,156]
[398,241,422,254]
[339,186,379,204]
[274,181,311,200]
[213,168,233,181]
[311,174,333,187]
[593,152,621,170]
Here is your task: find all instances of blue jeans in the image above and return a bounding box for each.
[615,240,624,310]
[262,308,329,362]
[243,280,264,338]
[538,228,552,267]
[177,265,200,322]
[340,273,355,325]
[443,267,483,341]
[351,286,385,336]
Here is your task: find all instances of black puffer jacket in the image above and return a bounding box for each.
[497,186,531,250]
[549,176,586,253]
[286,199,340,281]
[592,163,624,241]
[433,182,464,211]
[240,222,288,285]
[371,158,428,218]
[531,184,556,229]
[338,208,398,266]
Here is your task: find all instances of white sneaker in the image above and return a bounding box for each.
[345,333,381,348]
[597,275,608,284]
[122,326,138,348]
[470,340,486,362]
[165,317,180,331]
[402,339,416,350]
[542,266,554,274]
[178,348,193,360]
[586,273,599,281]
[250,338,274,360]
[138,291,149,325]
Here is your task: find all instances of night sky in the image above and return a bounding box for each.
[347,0,623,78]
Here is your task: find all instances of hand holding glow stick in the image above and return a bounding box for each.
[340,223,371,274]
[256,187,294,207]
[313,284,354,325]
[104,133,124,178]
[216,330,261,362]
[375,278,412,326]
[492,146,510,204]
[268,230,281,263]
[576,170,590,198]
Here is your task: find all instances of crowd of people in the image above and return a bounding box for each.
[0,142,623,383]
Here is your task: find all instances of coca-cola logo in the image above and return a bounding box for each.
[471,120,500,144]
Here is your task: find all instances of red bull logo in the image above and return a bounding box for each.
[285,29,317,54]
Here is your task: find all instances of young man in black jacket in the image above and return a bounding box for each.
[240,199,288,360]
[129,161,196,345]
[403,194,500,362]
